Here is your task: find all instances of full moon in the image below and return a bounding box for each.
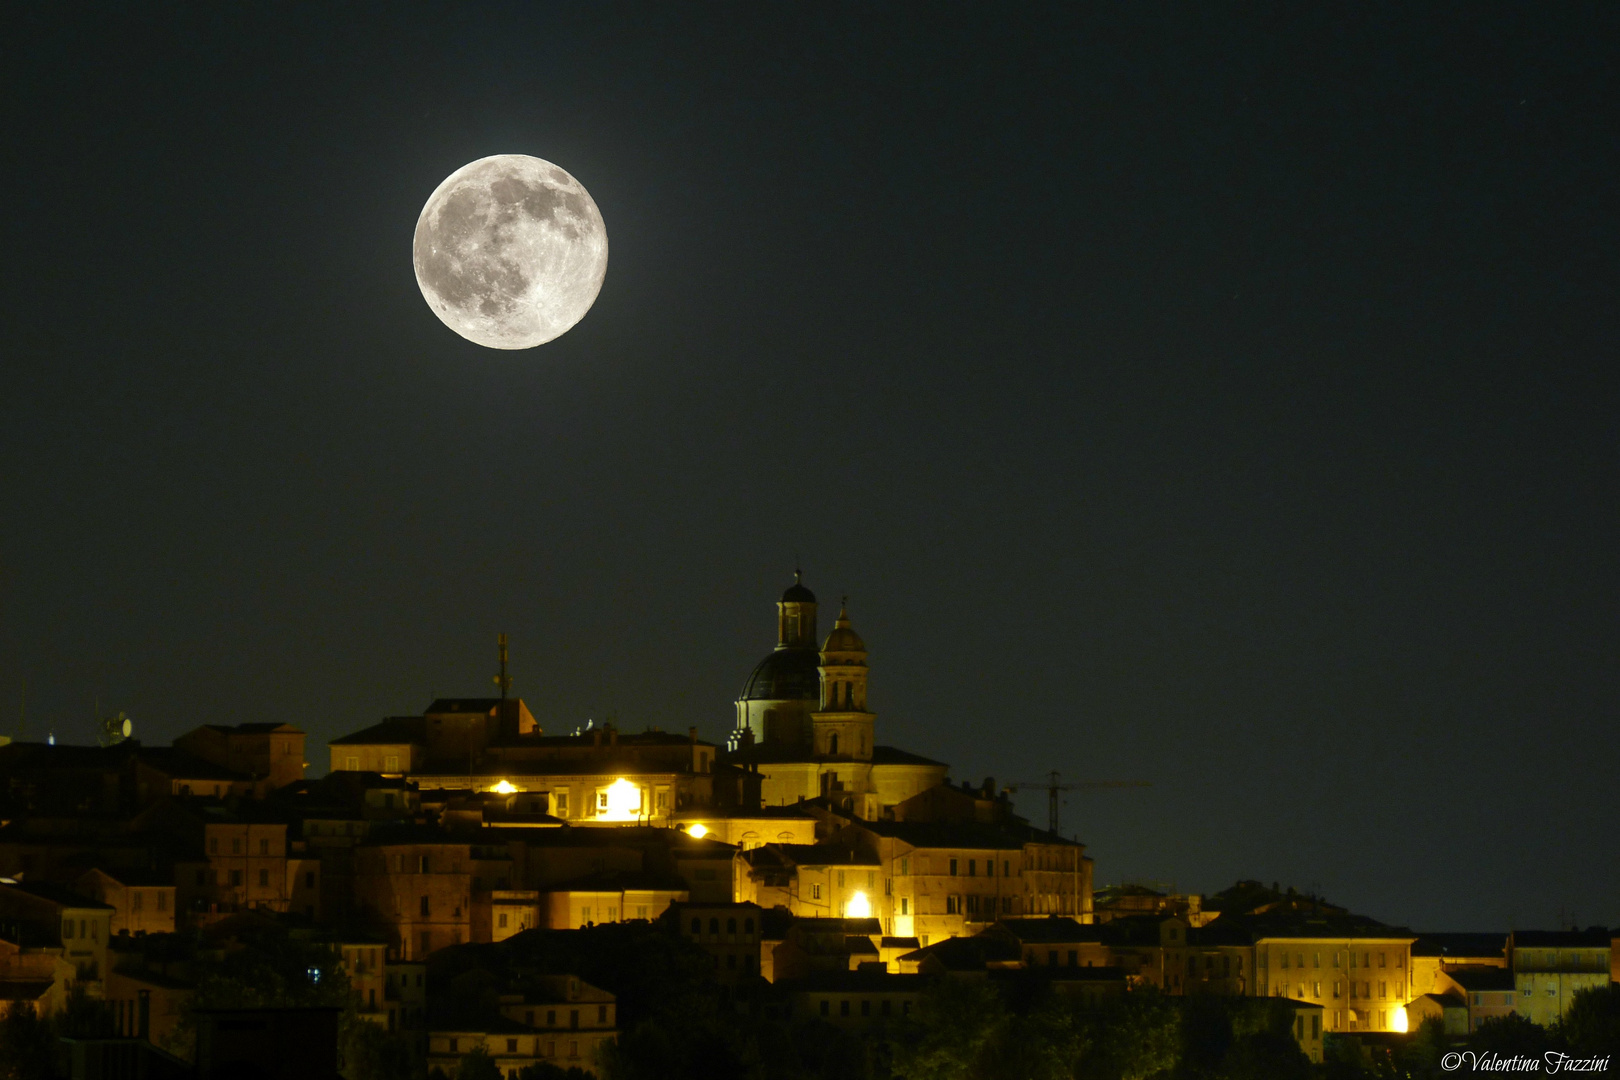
[412,154,608,349]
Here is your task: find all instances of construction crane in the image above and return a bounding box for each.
[1004,771,1151,835]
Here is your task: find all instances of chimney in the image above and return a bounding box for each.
[688,726,698,744]
[608,726,618,748]
[592,729,602,748]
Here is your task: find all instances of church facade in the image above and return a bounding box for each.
[723,574,948,817]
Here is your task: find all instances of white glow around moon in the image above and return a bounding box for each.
[413,154,608,349]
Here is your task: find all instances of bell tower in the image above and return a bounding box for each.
[777,568,818,649]
[811,599,874,762]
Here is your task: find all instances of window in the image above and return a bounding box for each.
[1003,861,1010,877]
[709,918,720,934]
[230,870,242,887]
[861,999,871,1017]
[946,896,959,915]
[420,931,431,955]
[1049,950,1059,966]
[306,871,315,888]
[899,858,908,875]
[385,755,399,772]
[232,839,242,854]
[726,917,737,933]
[690,917,701,935]
[555,792,568,817]
[1281,952,1289,969]
[260,839,269,855]
[1314,981,1321,997]
[598,1005,607,1023]
[346,757,359,771]
[840,1000,850,1017]
[837,870,845,888]
[420,896,430,916]
[1379,981,1387,998]
[196,870,206,886]
[499,913,508,928]
[507,1039,517,1052]
[62,920,74,940]
[812,884,821,900]
[581,907,592,923]
[209,837,219,855]
[258,869,269,887]
[967,860,976,877]
[1314,952,1321,968]
[547,1010,556,1026]
[157,892,167,911]
[882,1000,892,1017]
[525,1010,534,1026]
[1378,952,1387,968]
[744,918,754,934]
[949,859,958,876]
[449,1038,458,1053]
[900,898,908,915]
[132,891,144,911]
[419,855,430,873]
[820,1000,829,1017]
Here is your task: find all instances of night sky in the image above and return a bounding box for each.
[4,5,1616,932]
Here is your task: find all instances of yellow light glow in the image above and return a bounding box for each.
[846,891,872,919]
[1391,1006,1409,1033]
[687,824,708,839]
[596,778,643,821]
[491,780,517,794]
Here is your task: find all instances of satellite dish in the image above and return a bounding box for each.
[98,711,133,747]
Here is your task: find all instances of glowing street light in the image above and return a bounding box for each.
[1391,1006,1409,1033]
[491,780,517,794]
[687,823,708,839]
[846,891,872,919]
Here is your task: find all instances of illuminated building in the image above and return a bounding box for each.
[74,868,177,936]
[1509,929,1612,1027]
[723,577,948,815]
[173,723,307,793]
[428,975,616,1076]
[665,900,766,982]
[329,700,739,825]
[0,879,112,997]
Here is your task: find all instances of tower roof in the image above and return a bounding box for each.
[821,600,866,654]
[780,568,816,604]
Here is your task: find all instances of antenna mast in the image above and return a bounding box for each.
[494,633,511,700]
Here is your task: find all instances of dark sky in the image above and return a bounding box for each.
[3,5,1616,931]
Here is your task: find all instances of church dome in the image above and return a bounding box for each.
[781,580,816,604]
[821,603,866,654]
[738,647,821,701]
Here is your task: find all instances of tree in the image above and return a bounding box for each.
[888,977,1008,1080]
[516,1064,594,1080]
[456,1046,502,1080]
[161,928,352,1060]
[342,1017,423,1080]
[1559,984,1620,1058]
[1467,1012,1553,1059]
[1086,987,1180,1080]
[0,1002,53,1080]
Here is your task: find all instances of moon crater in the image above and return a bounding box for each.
[413,155,607,349]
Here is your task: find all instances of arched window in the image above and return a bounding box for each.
[828,733,839,755]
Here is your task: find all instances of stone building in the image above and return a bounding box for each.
[722,575,948,815]
[1509,929,1612,1027]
